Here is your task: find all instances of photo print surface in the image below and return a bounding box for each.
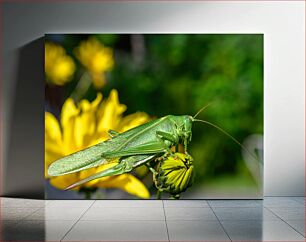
[45,34,263,199]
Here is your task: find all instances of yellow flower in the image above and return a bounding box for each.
[74,37,114,89]
[45,42,76,85]
[45,89,151,199]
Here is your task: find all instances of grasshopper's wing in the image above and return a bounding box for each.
[102,140,168,159]
[48,139,166,177]
[65,154,156,190]
[48,141,117,177]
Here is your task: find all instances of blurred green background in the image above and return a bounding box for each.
[45,34,263,199]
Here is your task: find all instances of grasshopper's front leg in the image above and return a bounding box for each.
[183,138,191,157]
[156,131,178,157]
[146,163,158,176]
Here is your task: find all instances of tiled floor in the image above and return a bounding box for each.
[0,197,304,241]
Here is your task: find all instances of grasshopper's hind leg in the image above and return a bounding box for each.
[65,154,156,190]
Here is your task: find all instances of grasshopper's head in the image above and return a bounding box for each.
[178,115,194,143]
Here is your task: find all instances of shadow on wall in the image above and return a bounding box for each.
[5,37,44,199]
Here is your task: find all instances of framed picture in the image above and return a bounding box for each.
[45,34,263,199]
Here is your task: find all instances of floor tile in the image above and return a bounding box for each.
[0,220,20,231]
[92,199,163,208]
[286,220,305,236]
[268,207,305,220]
[165,207,217,221]
[62,220,168,241]
[1,219,45,240]
[213,207,279,221]
[25,207,88,220]
[208,199,263,207]
[1,197,304,242]
[0,198,46,208]
[292,197,305,206]
[164,200,209,207]
[1,220,75,241]
[45,220,76,241]
[46,199,94,208]
[221,220,305,241]
[81,207,165,220]
[264,197,304,207]
[0,207,39,220]
[0,220,21,241]
[167,220,230,241]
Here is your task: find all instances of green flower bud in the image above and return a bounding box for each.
[154,153,194,197]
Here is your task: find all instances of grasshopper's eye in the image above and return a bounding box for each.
[183,116,192,132]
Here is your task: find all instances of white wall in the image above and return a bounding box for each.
[2,1,305,196]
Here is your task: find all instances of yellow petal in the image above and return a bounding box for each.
[79,162,118,187]
[86,133,109,147]
[74,108,96,148]
[97,89,126,132]
[61,98,79,128]
[49,173,79,191]
[91,93,103,109]
[45,152,62,178]
[60,98,79,153]
[117,112,150,133]
[96,174,150,199]
[75,94,103,147]
[52,56,75,85]
[74,115,84,148]
[79,99,91,111]
[92,48,114,73]
[45,112,64,177]
[45,112,62,142]
[45,140,64,171]
[45,142,63,164]
[63,115,78,153]
[74,37,114,77]
[45,42,75,85]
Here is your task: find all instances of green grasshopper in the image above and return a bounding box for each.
[48,105,255,190]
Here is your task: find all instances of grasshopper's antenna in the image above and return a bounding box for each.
[194,119,259,162]
[193,102,214,119]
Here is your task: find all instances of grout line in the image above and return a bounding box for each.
[162,200,170,242]
[265,206,305,238]
[18,207,43,221]
[207,202,232,242]
[291,197,305,206]
[206,206,263,208]
[1,206,44,238]
[264,196,306,197]
[60,200,97,241]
